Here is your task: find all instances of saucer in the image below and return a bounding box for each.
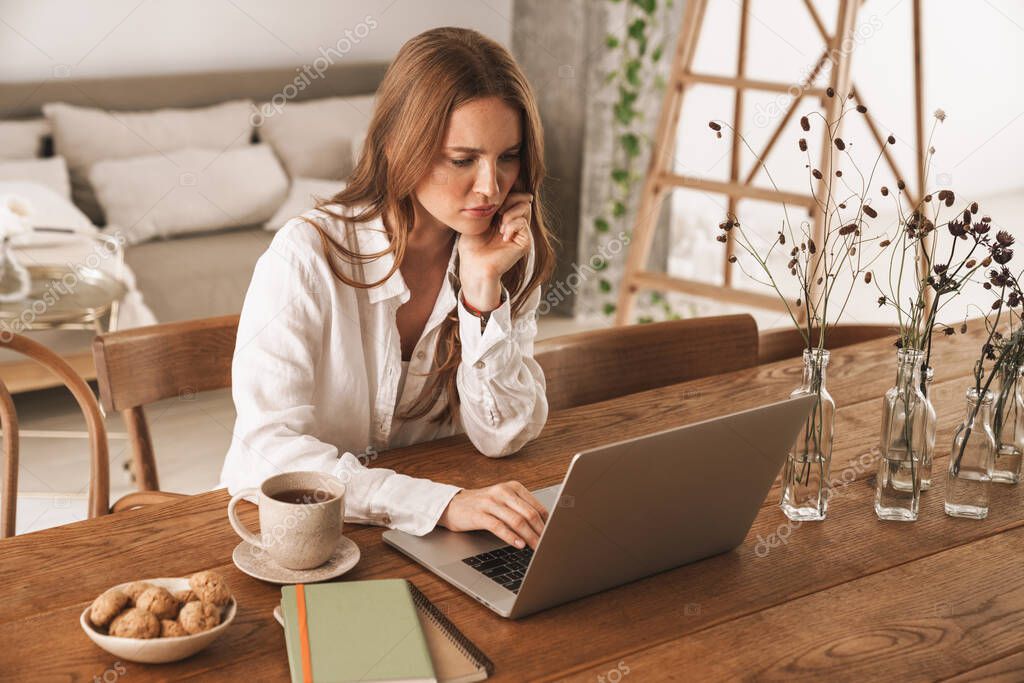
[231,536,360,584]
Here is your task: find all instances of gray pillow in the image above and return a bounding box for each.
[256,94,375,180]
[43,100,255,224]
[90,144,287,245]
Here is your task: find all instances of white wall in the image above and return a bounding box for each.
[0,0,513,81]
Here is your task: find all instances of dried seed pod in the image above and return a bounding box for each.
[881,186,889,196]
[864,272,873,284]
[863,205,878,218]
[879,240,891,247]
[812,169,823,180]
[798,138,808,151]
[800,116,810,131]
[826,87,835,97]
[887,134,896,144]
[709,121,722,131]
[856,104,867,113]
[835,137,846,150]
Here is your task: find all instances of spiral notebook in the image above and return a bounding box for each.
[276,580,492,683]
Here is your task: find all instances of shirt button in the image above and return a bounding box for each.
[416,350,425,360]
[473,360,485,369]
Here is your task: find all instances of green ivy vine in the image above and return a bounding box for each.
[595,0,678,323]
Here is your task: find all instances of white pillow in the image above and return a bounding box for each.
[0,118,51,159]
[264,178,344,230]
[256,95,375,180]
[43,100,255,224]
[0,156,71,199]
[90,144,288,245]
[0,181,96,247]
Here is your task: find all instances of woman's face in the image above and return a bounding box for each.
[414,96,523,236]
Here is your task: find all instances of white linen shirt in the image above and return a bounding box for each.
[218,205,548,536]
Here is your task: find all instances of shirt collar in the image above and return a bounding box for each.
[354,215,460,305]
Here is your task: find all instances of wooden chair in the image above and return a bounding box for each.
[757,324,897,365]
[1,333,109,537]
[535,314,758,412]
[92,315,238,512]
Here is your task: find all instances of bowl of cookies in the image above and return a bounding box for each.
[80,570,236,664]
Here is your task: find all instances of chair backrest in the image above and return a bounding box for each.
[534,314,759,412]
[757,324,896,365]
[92,315,239,491]
[1,333,109,537]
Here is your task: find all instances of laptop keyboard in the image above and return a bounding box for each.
[461,545,534,594]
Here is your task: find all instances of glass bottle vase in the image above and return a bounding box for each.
[874,349,926,521]
[945,388,996,519]
[920,366,937,490]
[780,349,835,521]
[992,359,1024,484]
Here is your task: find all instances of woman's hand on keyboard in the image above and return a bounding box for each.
[437,481,549,549]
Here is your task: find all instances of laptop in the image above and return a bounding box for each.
[383,395,815,619]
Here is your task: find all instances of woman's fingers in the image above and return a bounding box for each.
[486,492,542,548]
[501,215,530,243]
[501,491,546,540]
[481,512,528,549]
[511,481,549,523]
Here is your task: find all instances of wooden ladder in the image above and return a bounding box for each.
[615,0,927,325]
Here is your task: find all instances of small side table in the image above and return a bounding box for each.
[0,233,132,472]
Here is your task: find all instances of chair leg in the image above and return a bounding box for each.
[122,407,159,491]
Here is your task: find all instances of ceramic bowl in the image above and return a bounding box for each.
[80,577,236,664]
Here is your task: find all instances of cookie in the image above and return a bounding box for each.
[136,586,180,620]
[178,601,221,635]
[122,581,153,604]
[108,607,160,639]
[188,571,231,607]
[89,589,130,628]
[160,619,188,638]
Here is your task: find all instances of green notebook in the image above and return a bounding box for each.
[280,579,437,683]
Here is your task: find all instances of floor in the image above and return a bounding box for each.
[3,312,608,536]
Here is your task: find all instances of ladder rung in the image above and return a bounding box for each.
[627,270,792,312]
[660,173,818,208]
[680,72,827,97]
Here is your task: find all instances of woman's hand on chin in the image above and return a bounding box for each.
[457,192,533,310]
[437,480,549,549]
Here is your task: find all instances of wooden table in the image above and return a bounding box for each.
[2,331,1022,682]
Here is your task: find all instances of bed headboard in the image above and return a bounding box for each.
[0,61,390,120]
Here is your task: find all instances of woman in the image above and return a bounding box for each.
[220,27,557,551]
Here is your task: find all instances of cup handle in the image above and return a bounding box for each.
[227,488,264,548]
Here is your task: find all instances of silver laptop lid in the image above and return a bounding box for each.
[509,394,814,618]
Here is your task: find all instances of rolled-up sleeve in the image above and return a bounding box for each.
[455,254,548,458]
[220,234,460,536]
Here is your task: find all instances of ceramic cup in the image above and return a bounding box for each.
[227,471,346,570]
